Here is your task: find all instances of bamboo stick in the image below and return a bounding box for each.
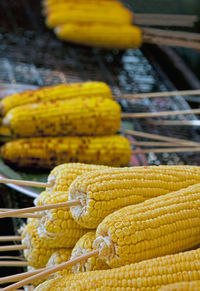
[117,89,200,100]
[1,250,99,291]
[121,129,200,146]
[0,245,27,252]
[132,147,200,154]
[0,268,45,284]
[122,108,200,119]
[0,236,22,242]
[143,28,200,40]
[130,141,196,147]
[0,209,42,219]
[149,120,200,126]
[0,200,81,219]
[0,178,51,188]
[0,261,28,267]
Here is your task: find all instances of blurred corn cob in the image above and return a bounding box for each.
[46,5,133,28]
[34,248,200,290]
[158,281,200,291]
[1,135,131,169]
[3,97,121,138]
[71,231,109,273]
[56,23,142,49]
[0,81,112,116]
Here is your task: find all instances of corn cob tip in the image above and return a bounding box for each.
[2,114,11,127]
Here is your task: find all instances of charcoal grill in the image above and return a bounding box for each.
[0,0,200,279]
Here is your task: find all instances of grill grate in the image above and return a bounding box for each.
[0,0,200,168]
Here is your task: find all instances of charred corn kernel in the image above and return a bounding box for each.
[46,6,132,28]
[158,281,200,290]
[71,231,109,273]
[3,97,120,138]
[1,135,130,169]
[93,183,200,268]
[69,165,200,228]
[35,248,200,291]
[35,164,108,248]
[56,24,142,50]
[20,218,58,268]
[0,81,112,115]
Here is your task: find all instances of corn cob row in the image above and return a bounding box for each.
[69,165,200,228]
[56,24,142,49]
[2,97,121,138]
[34,248,200,290]
[35,163,109,248]
[1,135,131,169]
[92,183,200,268]
[46,5,133,28]
[158,281,200,291]
[71,231,109,273]
[0,81,112,116]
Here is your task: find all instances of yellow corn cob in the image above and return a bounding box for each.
[20,218,59,268]
[69,165,200,228]
[0,81,112,116]
[56,24,142,49]
[0,125,12,143]
[71,231,109,273]
[35,248,200,291]
[3,97,121,138]
[35,164,109,248]
[93,183,200,268]
[28,248,72,286]
[44,1,124,14]
[46,6,132,28]
[158,281,200,291]
[1,135,130,169]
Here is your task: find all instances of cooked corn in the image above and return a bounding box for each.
[71,231,109,273]
[3,97,121,137]
[158,281,200,291]
[46,6,132,28]
[69,165,200,228]
[56,24,142,49]
[20,218,58,268]
[1,135,130,169]
[0,81,112,115]
[35,248,200,290]
[93,183,200,268]
[35,163,109,248]
[0,125,12,143]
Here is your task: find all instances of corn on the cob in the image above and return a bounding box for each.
[0,125,12,143]
[35,164,109,248]
[1,135,130,169]
[158,281,200,291]
[46,6,133,28]
[20,218,58,268]
[69,165,200,228]
[0,81,112,116]
[93,183,200,268]
[71,231,109,273]
[56,24,142,49]
[3,97,121,138]
[34,248,200,290]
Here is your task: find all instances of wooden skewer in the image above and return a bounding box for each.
[130,141,197,147]
[121,129,200,146]
[0,256,25,260]
[0,268,45,283]
[0,236,22,242]
[0,245,27,252]
[0,209,42,219]
[132,147,200,154]
[117,89,200,100]
[143,28,200,41]
[0,177,52,188]
[122,108,200,119]
[0,261,28,267]
[1,250,99,291]
[0,200,81,219]
[149,120,200,126]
